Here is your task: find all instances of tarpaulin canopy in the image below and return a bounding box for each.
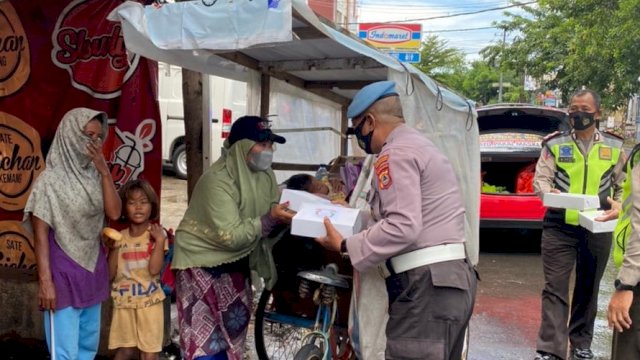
[110,2,481,358]
[109,0,480,265]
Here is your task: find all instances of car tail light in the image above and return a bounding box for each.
[221,109,232,138]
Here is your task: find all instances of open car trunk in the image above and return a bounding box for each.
[480,131,546,195]
[480,134,545,228]
[482,158,539,195]
[477,105,568,228]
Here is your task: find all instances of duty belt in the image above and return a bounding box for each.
[377,243,466,279]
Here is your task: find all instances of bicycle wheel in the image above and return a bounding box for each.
[255,289,315,360]
[293,344,324,360]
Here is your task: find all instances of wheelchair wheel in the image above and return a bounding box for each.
[293,344,324,360]
[255,289,314,360]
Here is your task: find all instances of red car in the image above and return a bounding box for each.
[478,104,568,228]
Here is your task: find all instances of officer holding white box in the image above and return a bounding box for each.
[315,80,477,360]
[532,89,626,360]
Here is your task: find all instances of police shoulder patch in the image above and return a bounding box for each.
[603,130,624,140]
[541,131,563,146]
[542,130,561,142]
[375,154,392,190]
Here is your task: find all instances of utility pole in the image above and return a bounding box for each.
[498,28,506,103]
[182,68,205,201]
[175,0,204,201]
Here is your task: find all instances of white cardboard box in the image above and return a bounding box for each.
[578,211,618,233]
[291,203,364,238]
[280,189,331,212]
[543,193,600,211]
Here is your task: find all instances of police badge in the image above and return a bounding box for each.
[558,145,574,163]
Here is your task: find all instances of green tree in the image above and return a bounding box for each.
[461,61,499,105]
[415,34,467,90]
[483,0,640,109]
[458,60,525,105]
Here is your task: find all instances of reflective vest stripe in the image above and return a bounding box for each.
[555,170,571,190]
[550,138,621,225]
[613,145,640,267]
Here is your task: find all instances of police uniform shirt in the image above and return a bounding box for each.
[533,129,625,201]
[345,124,466,272]
[618,164,640,287]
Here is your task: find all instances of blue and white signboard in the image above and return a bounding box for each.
[385,51,421,63]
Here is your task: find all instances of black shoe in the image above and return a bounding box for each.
[572,348,594,359]
[534,352,562,360]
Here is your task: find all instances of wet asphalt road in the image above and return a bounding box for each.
[160,175,618,360]
[469,230,615,360]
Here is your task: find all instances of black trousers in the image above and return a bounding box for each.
[384,258,477,360]
[537,222,611,359]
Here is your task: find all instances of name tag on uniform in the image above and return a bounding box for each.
[599,146,612,160]
[558,145,574,163]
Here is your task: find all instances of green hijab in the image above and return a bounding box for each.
[218,139,278,225]
[172,139,280,269]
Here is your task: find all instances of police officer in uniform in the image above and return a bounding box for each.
[607,143,640,359]
[315,80,477,360]
[533,89,626,360]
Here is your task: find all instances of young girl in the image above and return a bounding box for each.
[107,179,167,360]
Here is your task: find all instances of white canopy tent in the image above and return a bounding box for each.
[110,0,480,263]
[111,2,480,358]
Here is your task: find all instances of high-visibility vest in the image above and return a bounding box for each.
[613,145,640,267]
[545,133,623,225]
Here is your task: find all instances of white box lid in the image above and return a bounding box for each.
[543,192,600,211]
[578,210,618,233]
[295,203,361,225]
[280,188,331,212]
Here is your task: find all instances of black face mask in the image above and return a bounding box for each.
[352,117,374,154]
[570,111,597,130]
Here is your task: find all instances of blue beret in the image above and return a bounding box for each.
[347,80,398,118]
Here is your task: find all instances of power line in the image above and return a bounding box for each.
[358,3,509,12]
[342,1,536,25]
[425,26,497,33]
[358,0,508,8]
[355,3,509,12]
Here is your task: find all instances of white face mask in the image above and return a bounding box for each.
[248,150,273,171]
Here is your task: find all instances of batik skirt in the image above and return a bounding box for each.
[176,260,252,360]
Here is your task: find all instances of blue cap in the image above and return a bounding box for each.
[347,81,398,118]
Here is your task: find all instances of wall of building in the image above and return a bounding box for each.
[308,0,335,22]
[0,272,42,341]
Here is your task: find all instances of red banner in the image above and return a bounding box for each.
[0,0,161,271]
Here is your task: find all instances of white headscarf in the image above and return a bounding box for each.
[23,108,108,271]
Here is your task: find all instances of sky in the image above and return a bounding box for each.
[355,0,530,62]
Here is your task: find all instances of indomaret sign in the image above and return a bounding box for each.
[358,23,422,50]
